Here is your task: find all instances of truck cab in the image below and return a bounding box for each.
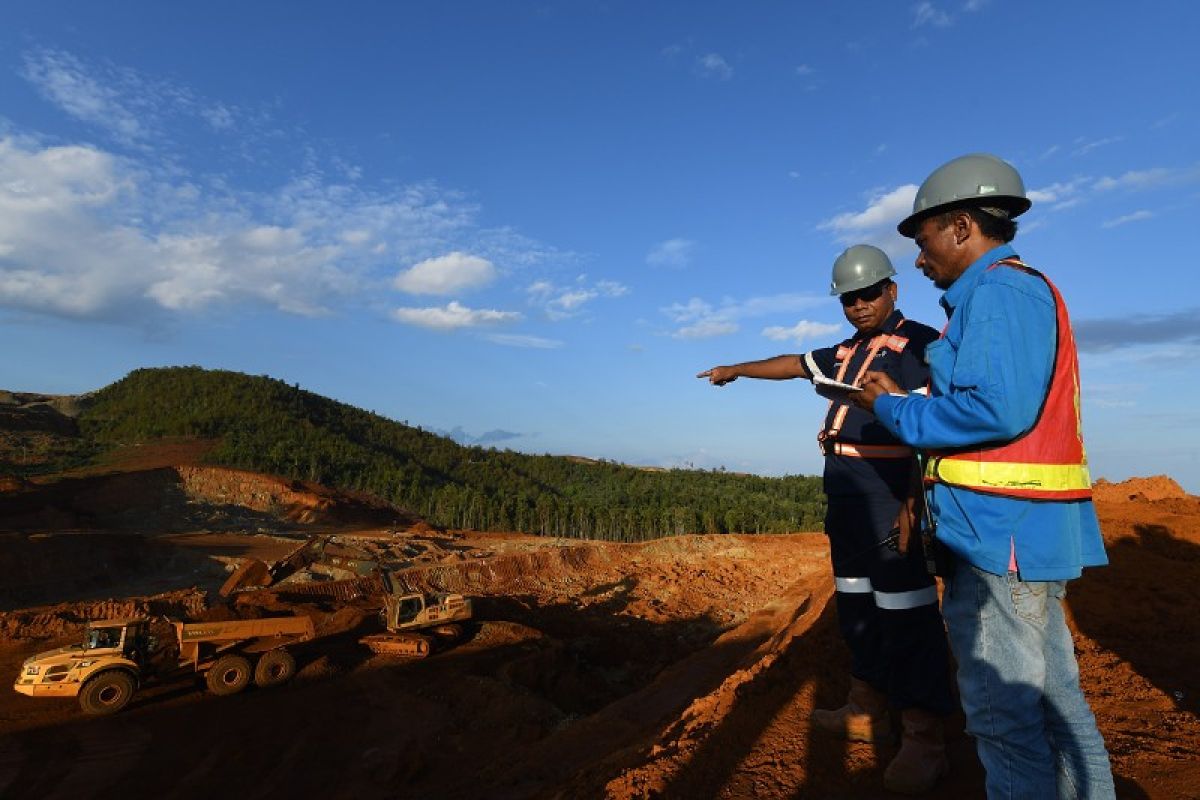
[14,618,149,701]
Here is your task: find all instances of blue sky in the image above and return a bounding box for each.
[2,1,1199,492]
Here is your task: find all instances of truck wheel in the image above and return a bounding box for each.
[79,670,136,715]
[205,654,252,696]
[254,649,296,688]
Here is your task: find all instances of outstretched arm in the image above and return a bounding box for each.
[697,354,809,386]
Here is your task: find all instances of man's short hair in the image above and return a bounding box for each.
[934,206,1018,243]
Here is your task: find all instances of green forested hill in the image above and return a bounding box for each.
[68,367,827,540]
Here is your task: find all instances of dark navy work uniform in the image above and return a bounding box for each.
[806,309,953,715]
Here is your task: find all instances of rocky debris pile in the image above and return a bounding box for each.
[0,588,208,641]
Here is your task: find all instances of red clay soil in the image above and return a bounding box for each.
[0,476,1197,799]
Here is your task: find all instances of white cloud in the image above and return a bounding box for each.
[1023,164,1200,219]
[21,49,148,145]
[525,280,554,299]
[1073,136,1123,156]
[762,320,843,344]
[485,333,564,349]
[913,2,953,27]
[673,319,739,339]
[1093,165,1200,192]
[341,229,372,245]
[646,238,696,268]
[1152,113,1178,130]
[552,289,596,312]
[821,185,917,237]
[794,64,815,76]
[1027,177,1092,210]
[394,251,496,295]
[964,0,989,10]
[696,53,733,80]
[391,301,520,331]
[662,297,715,324]
[20,47,246,148]
[818,184,918,257]
[525,277,628,320]
[596,279,629,297]
[662,292,824,340]
[0,135,559,324]
[1101,210,1154,228]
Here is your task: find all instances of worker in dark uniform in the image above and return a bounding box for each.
[698,244,954,795]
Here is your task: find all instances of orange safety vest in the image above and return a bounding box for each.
[818,319,914,459]
[923,258,1093,500]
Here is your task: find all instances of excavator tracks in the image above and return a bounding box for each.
[359,632,433,658]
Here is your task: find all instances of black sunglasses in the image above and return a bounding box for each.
[839,282,888,306]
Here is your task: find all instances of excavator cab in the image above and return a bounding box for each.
[395,595,425,625]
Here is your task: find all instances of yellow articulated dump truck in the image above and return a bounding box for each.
[14,614,315,715]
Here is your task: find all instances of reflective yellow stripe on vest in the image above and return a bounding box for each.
[927,458,1092,492]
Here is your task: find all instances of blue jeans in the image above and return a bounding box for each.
[942,560,1115,800]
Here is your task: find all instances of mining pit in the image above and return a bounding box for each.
[0,468,1197,799]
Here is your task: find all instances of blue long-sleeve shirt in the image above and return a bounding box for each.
[874,244,1108,580]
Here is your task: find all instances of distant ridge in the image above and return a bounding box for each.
[0,367,825,541]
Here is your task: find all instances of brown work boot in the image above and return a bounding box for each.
[883,708,948,795]
[810,677,892,742]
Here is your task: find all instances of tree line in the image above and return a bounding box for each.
[70,367,827,541]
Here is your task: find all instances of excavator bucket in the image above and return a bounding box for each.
[219,558,273,596]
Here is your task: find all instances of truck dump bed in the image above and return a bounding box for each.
[174,616,316,666]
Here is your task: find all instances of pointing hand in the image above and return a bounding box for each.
[697,367,738,386]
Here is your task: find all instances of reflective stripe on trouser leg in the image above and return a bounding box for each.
[873,585,938,610]
[835,576,873,594]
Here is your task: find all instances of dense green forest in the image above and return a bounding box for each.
[64,367,828,541]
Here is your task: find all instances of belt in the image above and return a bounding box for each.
[823,441,913,459]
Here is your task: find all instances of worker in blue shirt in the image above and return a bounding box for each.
[854,154,1115,799]
[700,245,953,795]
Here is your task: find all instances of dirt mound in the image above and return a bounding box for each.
[1093,474,1190,503]
[0,464,421,532]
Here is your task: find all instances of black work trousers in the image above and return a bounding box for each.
[825,492,954,715]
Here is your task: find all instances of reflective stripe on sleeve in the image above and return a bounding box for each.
[834,576,873,594]
[804,352,825,381]
[873,585,939,610]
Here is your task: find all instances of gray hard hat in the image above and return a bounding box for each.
[897,153,1032,238]
[829,244,896,296]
